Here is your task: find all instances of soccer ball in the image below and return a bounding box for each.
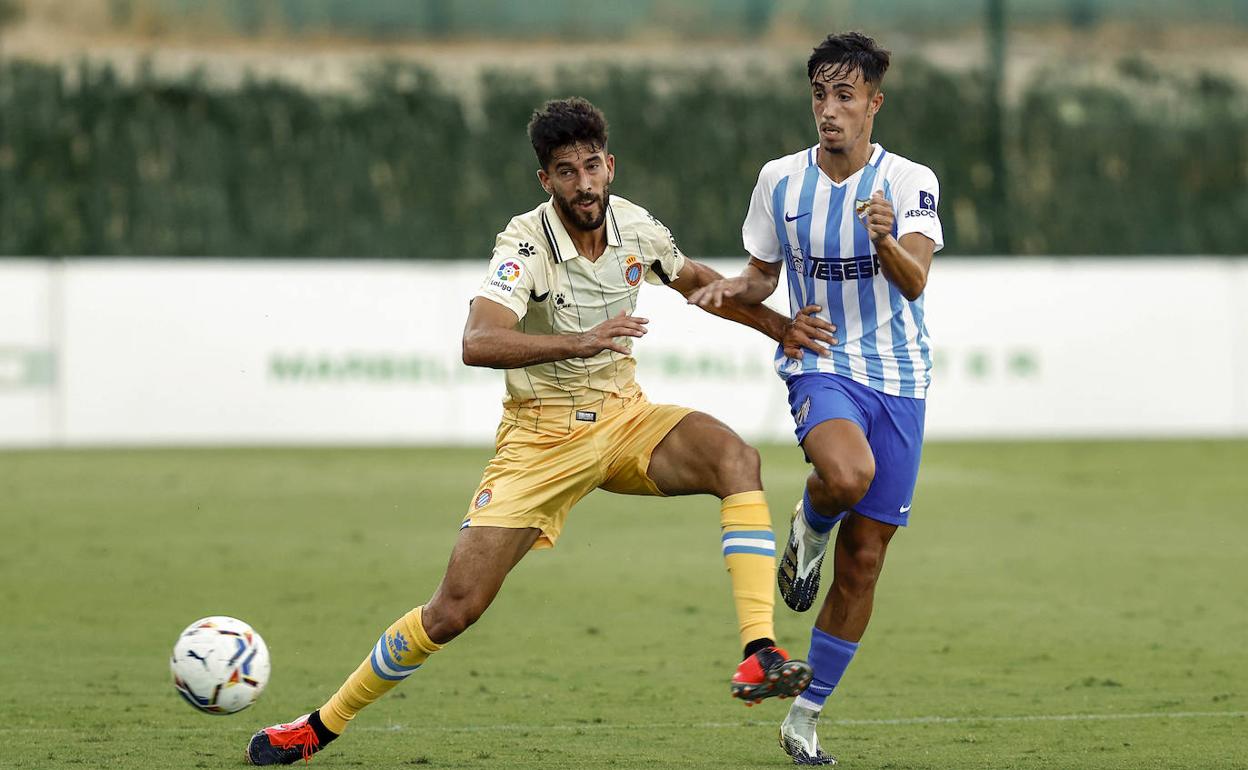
[170,616,271,714]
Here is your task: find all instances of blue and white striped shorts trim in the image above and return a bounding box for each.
[369,633,422,682]
[721,529,776,558]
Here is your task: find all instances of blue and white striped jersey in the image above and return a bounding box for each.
[742,144,943,399]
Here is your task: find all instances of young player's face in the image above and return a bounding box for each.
[539,143,615,232]
[810,64,883,154]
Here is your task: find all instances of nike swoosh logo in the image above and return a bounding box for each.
[899,504,912,513]
[784,212,810,222]
[532,291,549,302]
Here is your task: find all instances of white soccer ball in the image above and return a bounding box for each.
[170,616,271,715]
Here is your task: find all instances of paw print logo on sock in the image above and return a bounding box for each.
[517,242,535,258]
[389,631,411,658]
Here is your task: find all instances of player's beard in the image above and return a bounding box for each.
[553,184,610,232]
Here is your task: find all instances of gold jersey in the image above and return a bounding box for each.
[474,195,686,421]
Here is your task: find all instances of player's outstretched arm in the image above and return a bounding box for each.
[685,256,780,308]
[670,258,837,358]
[462,297,647,369]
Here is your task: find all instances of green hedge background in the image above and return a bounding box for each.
[1,58,1244,257]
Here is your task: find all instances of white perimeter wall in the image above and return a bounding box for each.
[2,257,1246,447]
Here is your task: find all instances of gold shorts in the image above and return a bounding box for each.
[462,390,694,549]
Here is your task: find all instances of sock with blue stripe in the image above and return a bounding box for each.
[802,489,847,534]
[794,627,859,712]
[720,491,777,649]
[319,605,442,734]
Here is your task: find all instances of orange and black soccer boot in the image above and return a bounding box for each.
[731,645,813,705]
[245,711,337,765]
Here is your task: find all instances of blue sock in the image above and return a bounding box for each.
[802,489,847,534]
[795,627,859,710]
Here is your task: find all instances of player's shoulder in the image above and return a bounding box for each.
[494,202,559,267]
[608,194,669,235]
[755,146,817,187]
[497,202,547,242]
[879,148,939,187]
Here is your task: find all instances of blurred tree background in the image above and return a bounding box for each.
[1,0,1246,257]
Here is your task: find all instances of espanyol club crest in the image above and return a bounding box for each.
[495,261,523,282]
[474,489,492,509]
[624,255,643,286]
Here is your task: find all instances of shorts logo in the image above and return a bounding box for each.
[624,255,644,286]
[474,489,492,509]
[795,396,811,426]
[575,410,597,422]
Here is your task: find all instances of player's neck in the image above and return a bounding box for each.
[553,207,608,261]
[817,141,874,184]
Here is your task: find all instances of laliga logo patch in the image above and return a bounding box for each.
[474,489,492,509]
[624,255,643,286]
[496,261,523,282]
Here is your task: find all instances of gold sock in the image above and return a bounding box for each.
[719,490,777,649]
[318,605,442,734]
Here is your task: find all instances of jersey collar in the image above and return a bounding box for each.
[539,197,623,263]
[807,143,887,182]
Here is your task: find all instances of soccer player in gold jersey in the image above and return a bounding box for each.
[245,97,830,765]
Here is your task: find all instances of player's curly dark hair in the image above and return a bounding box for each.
[527,97,609,170]
[807,32,891,87]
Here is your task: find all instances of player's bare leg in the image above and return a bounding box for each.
[644,412,812,705]
[421,525,542,643]
[245,525,539,765]
[818,514,896,641]
[780,419,874,611]
[779,419,877,765]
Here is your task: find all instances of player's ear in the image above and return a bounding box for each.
[869,88,885,117]
[536,168,552,195]
[606,153,615,184]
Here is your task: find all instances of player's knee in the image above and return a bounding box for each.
[422,596,486,644]
[715,441,761,495]
[814,460,873,508]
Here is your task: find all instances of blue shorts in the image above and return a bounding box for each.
[786,373,926,527]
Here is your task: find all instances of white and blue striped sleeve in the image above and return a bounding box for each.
[890,163,944,253]
[742,163,784,263]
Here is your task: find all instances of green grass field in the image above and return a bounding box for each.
[2,441,1246,769]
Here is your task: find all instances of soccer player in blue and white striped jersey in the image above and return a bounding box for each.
[691,32,943,765]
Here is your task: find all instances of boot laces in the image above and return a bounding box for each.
[267,721,320,763]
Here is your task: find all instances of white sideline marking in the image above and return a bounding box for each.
[7,710,1243,735]
[356,710,1246,733]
